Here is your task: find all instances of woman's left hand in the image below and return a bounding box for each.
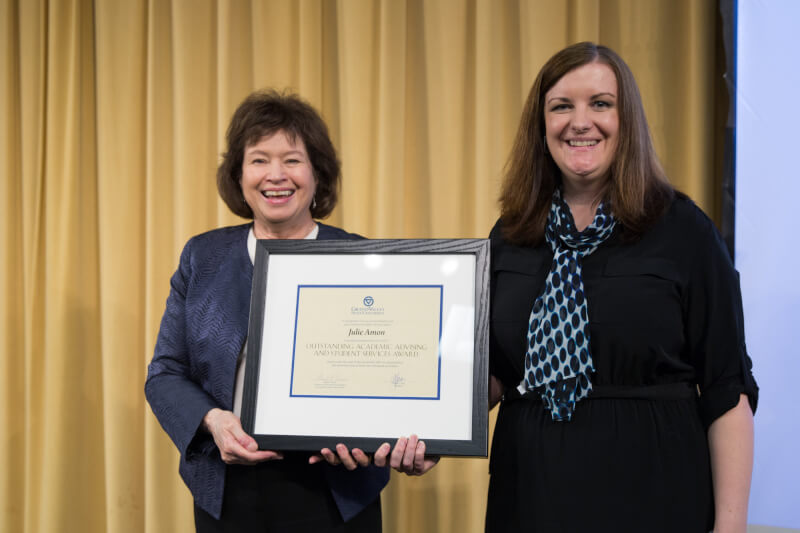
[379,435,440,476]
[309,434,440,475]
[309,443,376,470]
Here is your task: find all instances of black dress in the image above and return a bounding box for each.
[485,196,758,533]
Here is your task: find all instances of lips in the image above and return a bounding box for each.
[567,140,598,147]
[261,190,295,198]
[259,189,297,206]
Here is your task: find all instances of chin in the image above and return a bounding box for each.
[567,169,600,180]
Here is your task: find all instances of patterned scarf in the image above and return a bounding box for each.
[523,189,616,421]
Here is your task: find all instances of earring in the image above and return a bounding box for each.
[543,135,549,153]
[312,196,317,210]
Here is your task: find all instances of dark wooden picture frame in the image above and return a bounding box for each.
[240,239,490,457]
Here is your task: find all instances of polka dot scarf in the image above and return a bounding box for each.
[523,189,616,421]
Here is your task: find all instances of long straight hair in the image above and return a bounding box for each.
[500,42,674,245]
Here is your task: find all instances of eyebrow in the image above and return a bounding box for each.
[546,92,616,104]
[245,148,306,157]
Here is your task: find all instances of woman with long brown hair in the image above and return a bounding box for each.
[486,42,757,532]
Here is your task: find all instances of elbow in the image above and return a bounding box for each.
[144,366,158,405]
[489,375,505,410]
[143,361,170,406]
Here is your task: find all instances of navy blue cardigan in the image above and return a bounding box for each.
[145,222,389,521]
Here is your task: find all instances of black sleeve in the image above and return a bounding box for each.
[683,208,758,428]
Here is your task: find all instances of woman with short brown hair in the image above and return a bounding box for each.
[146,90,433,532]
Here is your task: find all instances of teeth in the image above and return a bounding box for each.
[569,140,598,147]
[263,190,293,197]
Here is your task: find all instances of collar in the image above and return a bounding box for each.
[247,223,319,265]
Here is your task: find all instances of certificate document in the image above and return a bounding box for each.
[290,285,442,399]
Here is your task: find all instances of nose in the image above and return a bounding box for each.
[570,105,591,133]
[265,161,286,181]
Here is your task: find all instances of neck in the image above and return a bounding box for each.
[562,180,608,232]
[253,218,316,240]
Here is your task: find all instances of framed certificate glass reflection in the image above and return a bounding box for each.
[240,239,489,457]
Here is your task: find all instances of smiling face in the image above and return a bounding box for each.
[240,130,317,238]
[544,61,619,198]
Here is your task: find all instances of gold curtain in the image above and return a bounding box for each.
[1,0,722,531]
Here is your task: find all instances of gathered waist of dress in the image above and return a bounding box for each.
[506,382,697,403]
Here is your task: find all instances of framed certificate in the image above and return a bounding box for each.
[240,239,489,457]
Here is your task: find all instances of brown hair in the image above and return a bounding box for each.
[499,42,674,245]
[217,89,340,219]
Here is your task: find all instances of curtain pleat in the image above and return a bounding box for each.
[142,1,197,531]
[1,1,722,531]
[94,1,148,531]
[1,0,25,530]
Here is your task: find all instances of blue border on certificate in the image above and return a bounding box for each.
[289,284,444,400]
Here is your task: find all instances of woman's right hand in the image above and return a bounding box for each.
[202,408,283,465]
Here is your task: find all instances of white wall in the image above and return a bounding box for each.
[736,0,800,529]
